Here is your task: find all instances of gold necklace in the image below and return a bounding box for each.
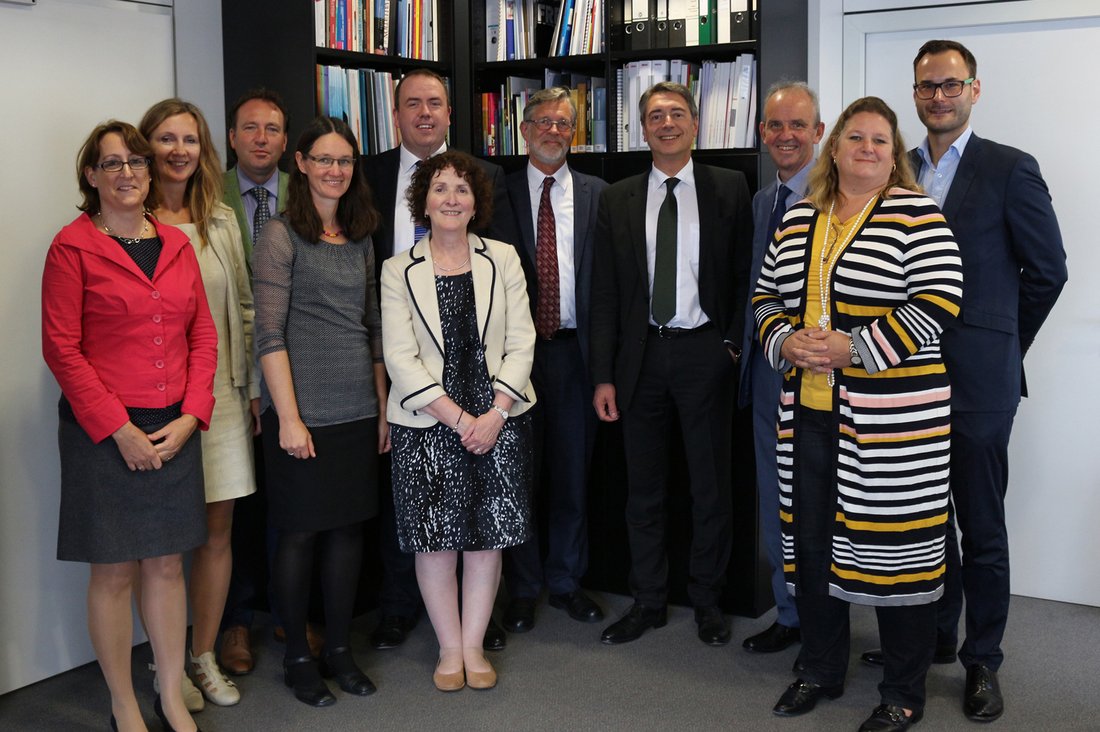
[99,213,150,245]
[434,255,470,272]
[818,195,877,386]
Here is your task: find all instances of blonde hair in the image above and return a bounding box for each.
[139,98,225,245]
[806,96,918,210]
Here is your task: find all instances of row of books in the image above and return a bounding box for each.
[611,0,756,51]
[480,72,608,156]
[314,0,441,60]
[616,53,756,151]
[485,1,604,61]
[316,65,403,156]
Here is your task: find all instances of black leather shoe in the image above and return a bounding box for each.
[283,655,336,707]
[859,704,923,731]
[772,679,844,717]
[600,604,668,645]
[743,622,801,653]
[502,597,537,633]
[370,615,417,650]
[964,664,1003,722]
[319,647,376,696]
[483,617,507,651]
[861,643,956,667]
[694,606,731,646]
[153,695,204,731]
[549,590,604,622]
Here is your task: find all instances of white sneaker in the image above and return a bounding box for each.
[149,662,205,712]
[190,650,241,706]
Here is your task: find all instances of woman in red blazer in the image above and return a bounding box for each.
[41,120,216,732]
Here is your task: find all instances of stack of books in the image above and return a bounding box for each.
[316,0,441,60]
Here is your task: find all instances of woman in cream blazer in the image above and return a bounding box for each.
[380,150,535,693]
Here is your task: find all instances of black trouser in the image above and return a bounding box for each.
[620,328,734,608]
[794,408,935,712]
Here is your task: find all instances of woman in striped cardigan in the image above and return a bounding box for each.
[753,97,963,732]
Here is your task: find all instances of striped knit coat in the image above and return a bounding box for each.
[753,191,963,606]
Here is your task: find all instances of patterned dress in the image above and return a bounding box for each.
[390,272,532,553]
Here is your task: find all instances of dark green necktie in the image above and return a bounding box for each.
[652,177,680,325]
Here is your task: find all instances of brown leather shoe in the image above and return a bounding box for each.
[273,623,326,659]
[218,625,254,676]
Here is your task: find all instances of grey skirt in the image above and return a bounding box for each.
[56,400,206,563]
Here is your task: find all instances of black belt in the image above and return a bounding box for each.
[647,322,715,339]
[540,328,577,341]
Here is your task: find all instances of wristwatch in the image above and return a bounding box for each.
[491,405,509,422]
[848,337,862,366]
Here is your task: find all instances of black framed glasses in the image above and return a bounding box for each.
[96,157,150,173]
[913,78,975,100]
[526,117,575,132]
[305,154,356,169]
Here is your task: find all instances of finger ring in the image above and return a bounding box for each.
[287,450,294,456]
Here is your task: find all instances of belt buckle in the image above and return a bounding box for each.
[655,325,673,339]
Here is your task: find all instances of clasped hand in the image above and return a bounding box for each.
[112,414,198,472]
[781,327,854,373]
[459,410,504,455]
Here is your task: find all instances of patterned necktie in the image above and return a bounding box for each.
[413,160,428,247]
[767,184,791,240]
[251,186,270,242]
[535,176,560,339]
[651,177,680,325]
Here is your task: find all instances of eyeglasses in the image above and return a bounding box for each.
[913,78,975,100]
[306,154,356,169]
[526,117,575,132]
[96,157,150,173]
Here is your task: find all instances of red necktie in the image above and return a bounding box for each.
[535,176,560,339]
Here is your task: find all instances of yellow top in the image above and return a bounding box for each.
[800,205,874,411]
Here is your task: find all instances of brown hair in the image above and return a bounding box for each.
[394,68,450,108]
[285,116,379,242]
[76,121,156,213]
[228,87,290,132]
[405,150,493,232]
[638,81,699,120]
[140,99,224,245]
[806,96,917,210]
[913,40,977,79]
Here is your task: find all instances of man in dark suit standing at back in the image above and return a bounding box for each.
[739,81,824,657]
[590,81,752,646]
[499,88,607,634]
[860,40,1067,723]
[362,68,514,652]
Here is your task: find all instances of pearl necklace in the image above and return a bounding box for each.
[100,214,150,245]
[818,195,876,385]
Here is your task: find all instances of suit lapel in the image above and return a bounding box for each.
[941,134,982,222]
[626,174,649,284]
[470,234,494,344]
[507,172,536,261]
[572,170,591,283]
[405,238,444,356]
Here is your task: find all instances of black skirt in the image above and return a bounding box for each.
[262,409,379,532]
[56,401,206,564]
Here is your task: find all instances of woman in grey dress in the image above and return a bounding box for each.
[253,116,388,708]
[381,151,536,692]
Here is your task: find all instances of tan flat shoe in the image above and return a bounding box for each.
[433,653,465,692]
[463,649,496,690]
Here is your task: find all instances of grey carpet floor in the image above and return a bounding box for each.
[3,592,1097,731]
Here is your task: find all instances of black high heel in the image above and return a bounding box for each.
[319,647,376,696]
[109,715,118,732]
[153,695,202,732]
[283,655,337,707]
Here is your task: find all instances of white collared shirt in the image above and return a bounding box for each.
[645,158,705,328]
[916,126,973,207]
[526,162,576,328]
[393,142,447,256]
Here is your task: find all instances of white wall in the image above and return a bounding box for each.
[811,0,1100,606]
[0,0,237,694]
